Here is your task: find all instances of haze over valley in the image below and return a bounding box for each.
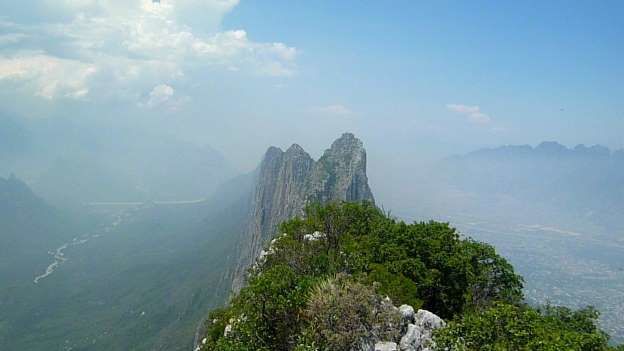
[1,1,622,350]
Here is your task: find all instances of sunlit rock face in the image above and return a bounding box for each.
[231,133,374,291]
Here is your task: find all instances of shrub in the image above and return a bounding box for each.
[303,274,400,350]
[434,303,615,351]
[219,264,315,351]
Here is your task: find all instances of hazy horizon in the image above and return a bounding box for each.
[1,0,623,173]
[1,1,623,350]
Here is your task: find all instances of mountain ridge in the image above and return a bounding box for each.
[458,141,621,160]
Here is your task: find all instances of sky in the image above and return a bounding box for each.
[1,0,623,172]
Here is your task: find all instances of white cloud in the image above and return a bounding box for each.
[314,104,353,116]
[144,83,174,108]
[138,84,190,112]
[446,103,492,124]
[0,53,97,99]
[0,0,296,101]
[139,83,188,111]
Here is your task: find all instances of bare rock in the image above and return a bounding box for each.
[399,310,445,351]
[375,341,399,351]
[303,231,326,241]
[399,304,415,324]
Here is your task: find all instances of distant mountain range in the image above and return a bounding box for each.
[442,141,624,236]
[461,141,622,160]
[0,113,235,208]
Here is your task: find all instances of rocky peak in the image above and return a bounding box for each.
[285,143,307,156]
[231,133,374,291]
[536,141,568,153]
[310,133,372,204]
[263,146,284,160]
[329,132,362,152]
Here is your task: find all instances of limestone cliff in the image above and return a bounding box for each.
[231,133,374,290]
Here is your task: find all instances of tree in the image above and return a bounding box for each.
[434,303,616,351]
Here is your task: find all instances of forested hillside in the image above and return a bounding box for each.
[202,202,623,351]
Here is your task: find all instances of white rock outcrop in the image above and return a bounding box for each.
[399,304,415,323]
[375,341,399,351]
[358,304,444,351]
[303,231,326,241]
[399,309,445,351]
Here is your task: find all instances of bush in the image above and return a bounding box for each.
[362,263,422,309]
[302,274,400,350]
[434,303,616,351]
[206,264,315,351]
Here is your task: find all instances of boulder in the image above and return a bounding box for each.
[303,231,326,241]
[399,310,445,351]
[375,341,399,351]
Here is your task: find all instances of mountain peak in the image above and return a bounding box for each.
[329,132,362,151]
[573,144,611,157]
[264,145,284,157]
[535,141,568,154]
[285,143,308,157]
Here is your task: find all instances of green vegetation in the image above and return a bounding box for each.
[203,202,622,350]
[204,202,621,350]
[0,175,252,351]
[435,303,621,351]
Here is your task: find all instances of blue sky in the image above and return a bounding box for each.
[223,1,624,153]
[0,0,622,169]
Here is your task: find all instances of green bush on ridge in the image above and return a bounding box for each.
[203,202,621,351]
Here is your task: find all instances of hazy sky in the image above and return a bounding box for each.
[1,0,622,171]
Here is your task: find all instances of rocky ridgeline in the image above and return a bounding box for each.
[232,133,374,291]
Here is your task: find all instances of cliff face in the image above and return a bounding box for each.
[232,133,374,290]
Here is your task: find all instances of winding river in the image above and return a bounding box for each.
[33,199,206,284]
[33,211,128,284]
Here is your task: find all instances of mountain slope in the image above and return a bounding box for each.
[0,175,79,282]
[0,113,235,208]
[0,172,253,351]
